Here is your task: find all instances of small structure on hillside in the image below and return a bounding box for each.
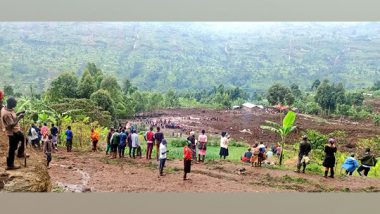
[242,102,264,110]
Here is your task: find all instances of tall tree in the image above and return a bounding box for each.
[47,72,79,101]
[77,70,97,99]
[267,83,295,106]
[90,89,115,115]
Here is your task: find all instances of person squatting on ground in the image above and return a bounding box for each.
[357,148,378,177]
[144,127,155,160]
[323,138,337,178]
[295,136,312,173]
[110,129,120,159]
[118,128,127,158]
[43,135,53,168]
[154,127,164,161]
[90,128,100,152]
[241,147,253,163]
[65,126,73,152]
[183,142,192,180]
[219,132,229,159]
[1,97,28,170]
[50,123,59,151]
[187,131,197,162]
[159,139,169,176]
[131,129,141,158]
[197,129,208,163]
[106,128,114,155]
[341,153,359,176]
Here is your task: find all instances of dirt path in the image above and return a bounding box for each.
[49,149,380,192]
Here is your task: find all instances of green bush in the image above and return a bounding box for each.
[170,139,188,147]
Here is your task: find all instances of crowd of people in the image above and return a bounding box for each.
[0,94,378,181]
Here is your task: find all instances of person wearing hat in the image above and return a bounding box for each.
[183,142,192,180]
[187,131,197,162]
[323,138,337,178]
[1,97,27,170]
[159,139,169,176]
[341,153,359,176]
[295,135,312,173]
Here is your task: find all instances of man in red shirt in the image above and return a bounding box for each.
[144,127,155,159]
[183,143,192,180]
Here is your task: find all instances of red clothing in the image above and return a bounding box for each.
[146,131,154,141]
[184,146,192,160]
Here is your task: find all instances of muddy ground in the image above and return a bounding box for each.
[48,148,380,192]
[134,107,380,151]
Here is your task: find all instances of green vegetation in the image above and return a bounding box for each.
[260,111,297,165]
[2,22,380,95]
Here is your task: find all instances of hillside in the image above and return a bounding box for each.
[1,22,380,93]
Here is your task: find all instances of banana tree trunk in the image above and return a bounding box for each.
[279,137,285,165]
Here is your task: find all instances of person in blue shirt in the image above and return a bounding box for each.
[118,128,127,158]
[341,153,359,176]
[65,126,73,152]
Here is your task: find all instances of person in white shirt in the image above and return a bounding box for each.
[219,132,229,159]
[131,129,141,158]
[159,139,169,176]
[29,124,39,149]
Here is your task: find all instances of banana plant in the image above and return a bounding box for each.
[260,111,297,165]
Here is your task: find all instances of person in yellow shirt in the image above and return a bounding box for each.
[90,128,100,152]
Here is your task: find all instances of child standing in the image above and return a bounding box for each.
[183,142,192,180]
[159,139,169,176]
[43,135,53,168]
[65,126,73,152]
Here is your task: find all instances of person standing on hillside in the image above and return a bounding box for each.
[144,127,155,160]
[357,148,378,177]
[183,142,192,180]
[159,139,169,176]
[154,127,164,161]
[219,132,229,159]
[106,128,114,156]
[127,129,133,158]
[197,129,208,163]
[118,128,127,158]
[295,136,312,173]
[131,129,141,159]
[43,135,53,168]
[50,124,59,151]
[65,126,73,152]
[41,123,49,138]
[110,129,120,159]
[90,128,100,152]
[1,97,28,170]
[187,131,197,163]
[28,124,39,149]
[323,138,337,178]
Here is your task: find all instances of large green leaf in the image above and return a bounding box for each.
[283,111,296,129]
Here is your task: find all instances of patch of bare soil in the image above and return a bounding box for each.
[48,149,380,192]
[0,133,51,192]
[143,108,380,151]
